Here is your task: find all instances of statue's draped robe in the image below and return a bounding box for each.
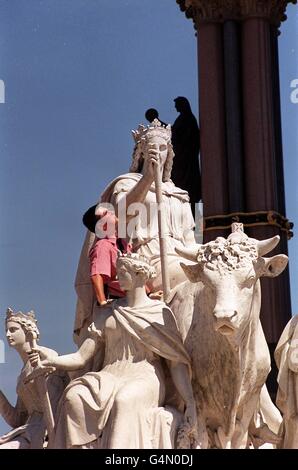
[275,315,298,448]
[52,300,191,449]
[74,173,195,340]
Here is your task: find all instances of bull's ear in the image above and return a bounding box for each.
[259,254,288,278]
[180,262,202,283]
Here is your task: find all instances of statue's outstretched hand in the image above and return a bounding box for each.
[26,349,56,383]
[28,347,55,368]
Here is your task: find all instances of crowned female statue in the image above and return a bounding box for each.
[30,254,197,449]
[74,120,196,341]
[0,309,66,449]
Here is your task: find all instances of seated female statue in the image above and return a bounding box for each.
[30,254,197,449]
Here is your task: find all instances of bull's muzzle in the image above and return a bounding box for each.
[213,310,237,335]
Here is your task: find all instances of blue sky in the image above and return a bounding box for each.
[0,1,297,436]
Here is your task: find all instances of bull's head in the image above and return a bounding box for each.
[176,228,288,338]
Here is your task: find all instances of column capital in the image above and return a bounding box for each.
[176,0,297,27]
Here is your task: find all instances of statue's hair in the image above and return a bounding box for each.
[5,307,40,339]
[130,120,174,182]
[116,253,156,280]
[129,142,144,174]
[196,237,258,273]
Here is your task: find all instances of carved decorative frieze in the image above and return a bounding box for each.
[176,0,239,25]
[203,210,294,239]
[176,0,297,27]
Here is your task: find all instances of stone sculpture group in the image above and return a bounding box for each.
[0,120,297,449]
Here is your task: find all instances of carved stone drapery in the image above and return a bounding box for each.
[176,0,297,27]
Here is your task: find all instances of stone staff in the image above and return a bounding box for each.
[154,152,171,302]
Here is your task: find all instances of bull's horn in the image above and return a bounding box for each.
[175,245,202,262]
[257,235,280,256]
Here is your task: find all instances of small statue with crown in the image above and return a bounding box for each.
[0,308,66,448]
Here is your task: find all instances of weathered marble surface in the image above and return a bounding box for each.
[169,224,288,448]
[275,314,298,448]
[3,120,293,450]
[33,254,197,449]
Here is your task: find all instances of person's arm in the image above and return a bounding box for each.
[89,242,112,306]
[30,337,98,372]
[91,274,107,305]
[0,391,27,428]
[114,146,158,217]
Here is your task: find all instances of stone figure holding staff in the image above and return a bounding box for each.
[0,309,66,449]
[74,120,196,341]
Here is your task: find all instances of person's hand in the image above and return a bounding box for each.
[28,347,55,368]
[149,290,164,300]
[28,349,40,368]
[97,299,114,308]
[24,359,56,383]
[143,143,160,181]
[39,359,56,370]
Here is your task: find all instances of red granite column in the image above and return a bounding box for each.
[242,18,278,212]
[176,0,295,400]
[241,17,291,343]
[196,23,229,242]
[223,20,245,213]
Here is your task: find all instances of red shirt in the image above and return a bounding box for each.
[89,237,131,297]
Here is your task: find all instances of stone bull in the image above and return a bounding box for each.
[169,224,288,448]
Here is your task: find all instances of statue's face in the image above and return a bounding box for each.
[145,135,168,168]
[117,263,133,291]
[6,321,26,348]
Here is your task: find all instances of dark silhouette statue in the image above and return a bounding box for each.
[171,97,201,214]
[145,108,167,127]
